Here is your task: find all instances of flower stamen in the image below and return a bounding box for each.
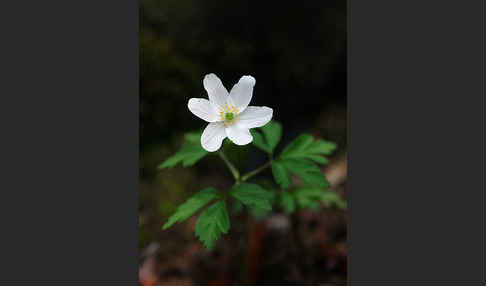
[220,104,239,126]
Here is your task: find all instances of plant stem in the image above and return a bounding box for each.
[241,161,271,182]
[218,151,269,285]
[239,160,272,284]
[218,150,240,181]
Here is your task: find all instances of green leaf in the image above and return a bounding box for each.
[184,130,203,143]
[162,188,221,230]
[271,161,291,188]
[280,191,296,214]
[276,133,335,187]
[250,120,282,154]
[294,169,329,187]
[158,131,208,169]
[250,130,271,153]
[294,187,346,210]
[180,144,208,166]
[195,201,230,250]
[305,155,329,164]
[319,191,347,209]
[249,189,277,220]
[294,187,323,210]
[280,134,314,158]
[306,139,337,155]
[261,121,282,151]
[280,134,336,165]
[229,183,273,211]
[280,158,329,187]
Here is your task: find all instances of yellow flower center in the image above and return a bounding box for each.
[220,104,239,126]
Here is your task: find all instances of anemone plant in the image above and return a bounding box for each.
[159,73,346,284]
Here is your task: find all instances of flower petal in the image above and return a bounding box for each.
[236,106,273,129]
[203,73,228,109]
[188,98,220,122]
[187,98,221,122]
[201,122,227,152]
[228,75,255,112]
[226,124,253,145]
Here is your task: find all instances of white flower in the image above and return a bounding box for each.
[188,73,273,152]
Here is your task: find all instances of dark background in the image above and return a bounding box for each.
[140,0,346,153]
[140,0,347,285]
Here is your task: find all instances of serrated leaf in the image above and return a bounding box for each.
[159,131,208,169]
[294,187,346,210]
[280,158,329,187]
[279,134,336,165]
[271,161,291,188]
[229,183,273,211]
[280,191,296,214]
[280,134,314,158]
[296,170,329,187]
[306,139,337,155]
[250,120,282,154]
[281,158,321,172]
[305,155,329,164]
[195,201,230,250]
[162,188,220,230]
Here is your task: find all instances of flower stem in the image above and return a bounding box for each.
[218,152,271,285]
[241,161,271,182]
[218,150,240,181]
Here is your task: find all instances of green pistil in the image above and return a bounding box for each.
[225,112,234,121]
